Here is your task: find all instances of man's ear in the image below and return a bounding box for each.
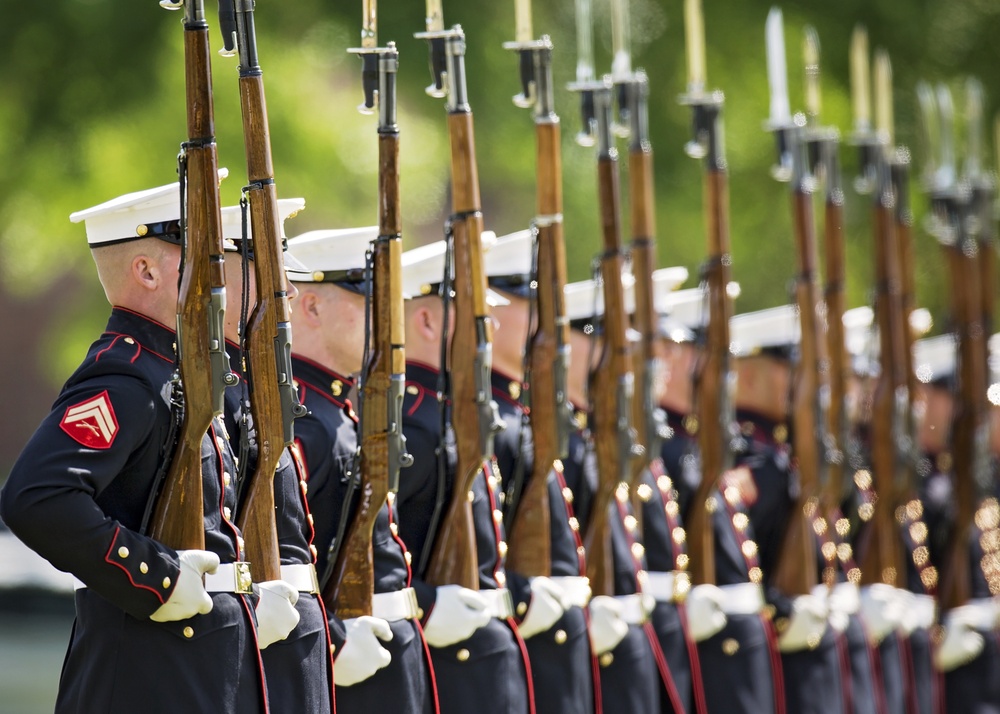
[416,304,440,343]
[297,290,324,327]
[131,254,160,292]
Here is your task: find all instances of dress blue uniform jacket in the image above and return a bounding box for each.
[562,412,661,714]
[291,354,438,714]
[733,409,847,714]
[1,308,266,714]
[662,408,779,714]
[491,370,597,714]
[396,361,532,714]
[223,343,335,713]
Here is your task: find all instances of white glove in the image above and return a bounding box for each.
[859,583,904,644]
[255,580,300,649]
[685,584,728,642]
[897,591,937,635]
[588,595,630,655]
[150,549,219,623]
[827,583,857,634]
[422,585,492,648]
[934,605,986,672]
[334,616,393,686]
[778,593,829,653]
[518,576,567,640]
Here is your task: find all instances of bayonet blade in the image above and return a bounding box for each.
[803,26,821,123]
[574,0,595,84]
[362,0,377,48]
[610,0,631,82]
[850,26,871,135]
[684,0,706,93]
[515,0,533,44]
[425,0,444,33]
[874,49,894,151]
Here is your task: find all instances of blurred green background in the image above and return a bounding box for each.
[1,0,998,478]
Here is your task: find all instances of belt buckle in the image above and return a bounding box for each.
[404,587,419,619]
[499,588,514,619]
[306,564,320,595]
[234,562,253,594]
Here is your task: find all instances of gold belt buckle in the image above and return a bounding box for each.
[235,562,253,594]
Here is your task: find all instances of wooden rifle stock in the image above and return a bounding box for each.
[325,45,406,618]
[858,185,908,588]
[772,161,822,597]
[585,96,634,597]
[506,42,563,578]
[230,5,302,585]
[151,0,229,551]
[423,36,499,587]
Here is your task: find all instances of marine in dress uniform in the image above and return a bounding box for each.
[0,178,300,714]
[728,306,848,714]
[653,289,782,714]
[217,201,336,714]
[560,276,668,714]
[395,238,533,714]
[484,230,597,714]
[913,334,1000,714]
[285,226,438,713]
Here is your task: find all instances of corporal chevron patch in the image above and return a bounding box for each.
[60,390,119,449]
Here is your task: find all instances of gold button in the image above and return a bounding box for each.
[162,577,172,589]
[183,626,194,638]
[562,487,574,504]
[616,483,629,503]
[404,551,412,565]
[665,500,679,518]
[630,542,645,560]
[732,513,749,531]
[636,484,653,502]
[123,337,135,345]
[139,562,148,574]
[516,601,528,617]
[223,506,232,520]
[331,380,343,396]
[330,643,337,655]
[657,475,672,492]
[672,527,687,544]
[722,638,740,655]
[406,385,419,396]
[624,515,638,532]
[498,541,508,557]
[493,509,504,525]
[773,424,788,443]
[467,490,476,503]
[577,546,586,557]
[300,480,309,495]
[508,381,521,400]
[118,547,129,559]
[599,652,614,667]
[223,472,231,487]
[554,629,567,644]
[417,608,425,620]
[748,567,762,584]
[307,513,314,526]
[456,648,470,662]
[389,523,399,536]
[495,571,507,587]
[135,224,148,237]
[568,517,580,532]
[741,540,758,558]
[487,475,499,490]
[310,544,319,559]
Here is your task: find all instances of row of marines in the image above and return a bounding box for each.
[2,173,999,714]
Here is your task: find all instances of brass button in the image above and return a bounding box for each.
[118,547,129,559]
[554,629,568,644]
[498,541,508,557]
[624,515,638,532]
[568,517,580,532]
[732,513,749,531]
[162,577,172,589]
[139,562,149,574]
[406,385,419,396]
[223,472,231,487]
[467,490,476,503]
[456,648,470,662]
[487,475,499,490]
[331,380,343,396]
[630,543,645,560]
[307,513,314,526]
[417,608,425,620]
[389,523,399,536]
[135,224,148,237]
[123,337,135,345]
[741,540,758,558]
[223,506,232,520]
[300,480,309,495]
[722,638,739,656]
[495,571,507,587]
[657,475,672,492]
[330,643,337,655]
[672,527,687,545]
[599,652,614,667]
[493,509,503,525]
[636,484,653,502]
[508,381,521,400]
[310,544,318,559]
[516,601,528,617]
[773,424,788,444]
[562,487,574,504]
[404,551,412,565]
[615,483,629,503]
[183,626,194,638]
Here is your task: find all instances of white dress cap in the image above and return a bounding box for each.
[913,333,956,385]
[563,272,637,325]
[70,169,228,246]
[285,226,379,283]
[728,304,800,357]
[485,229,533,286]
[219,197,307,271]
[400,231,509,306]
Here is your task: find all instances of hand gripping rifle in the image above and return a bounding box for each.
[571,76,638,598]
[853,43,908,589]
[416,0,505,589]
[323,0,413,619]
[500,0,570,578]
[678,0,739,587]
[149,0,237,550]
[918,83,991,611]
[763,8,822,597]
[219,0,306,584]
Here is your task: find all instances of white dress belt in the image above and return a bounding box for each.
[717,582,765,615]
[954,597,998,631]
[645,571,680,603]
[547,576,592,608]
[614,593,655,625]
[822,582,860,616]
[279,563,320,594]
[480,588,515,619]
[372,588,420,621]
[204,562,254,594]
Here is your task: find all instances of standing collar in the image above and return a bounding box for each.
[106,306,177,360]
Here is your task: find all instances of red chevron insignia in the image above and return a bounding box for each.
[60,391,119,449]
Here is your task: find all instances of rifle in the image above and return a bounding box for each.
[501,1,568,577]
[323,0,412,619]
[150,0,236,550]
[919,83,992,610]
[416,0,504,589]
[679,0,737,587]
[854,45,908,588]
[220,0,306,584]
[763,8,822,597]
[571,77,637,598]
[802,27,853,512]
